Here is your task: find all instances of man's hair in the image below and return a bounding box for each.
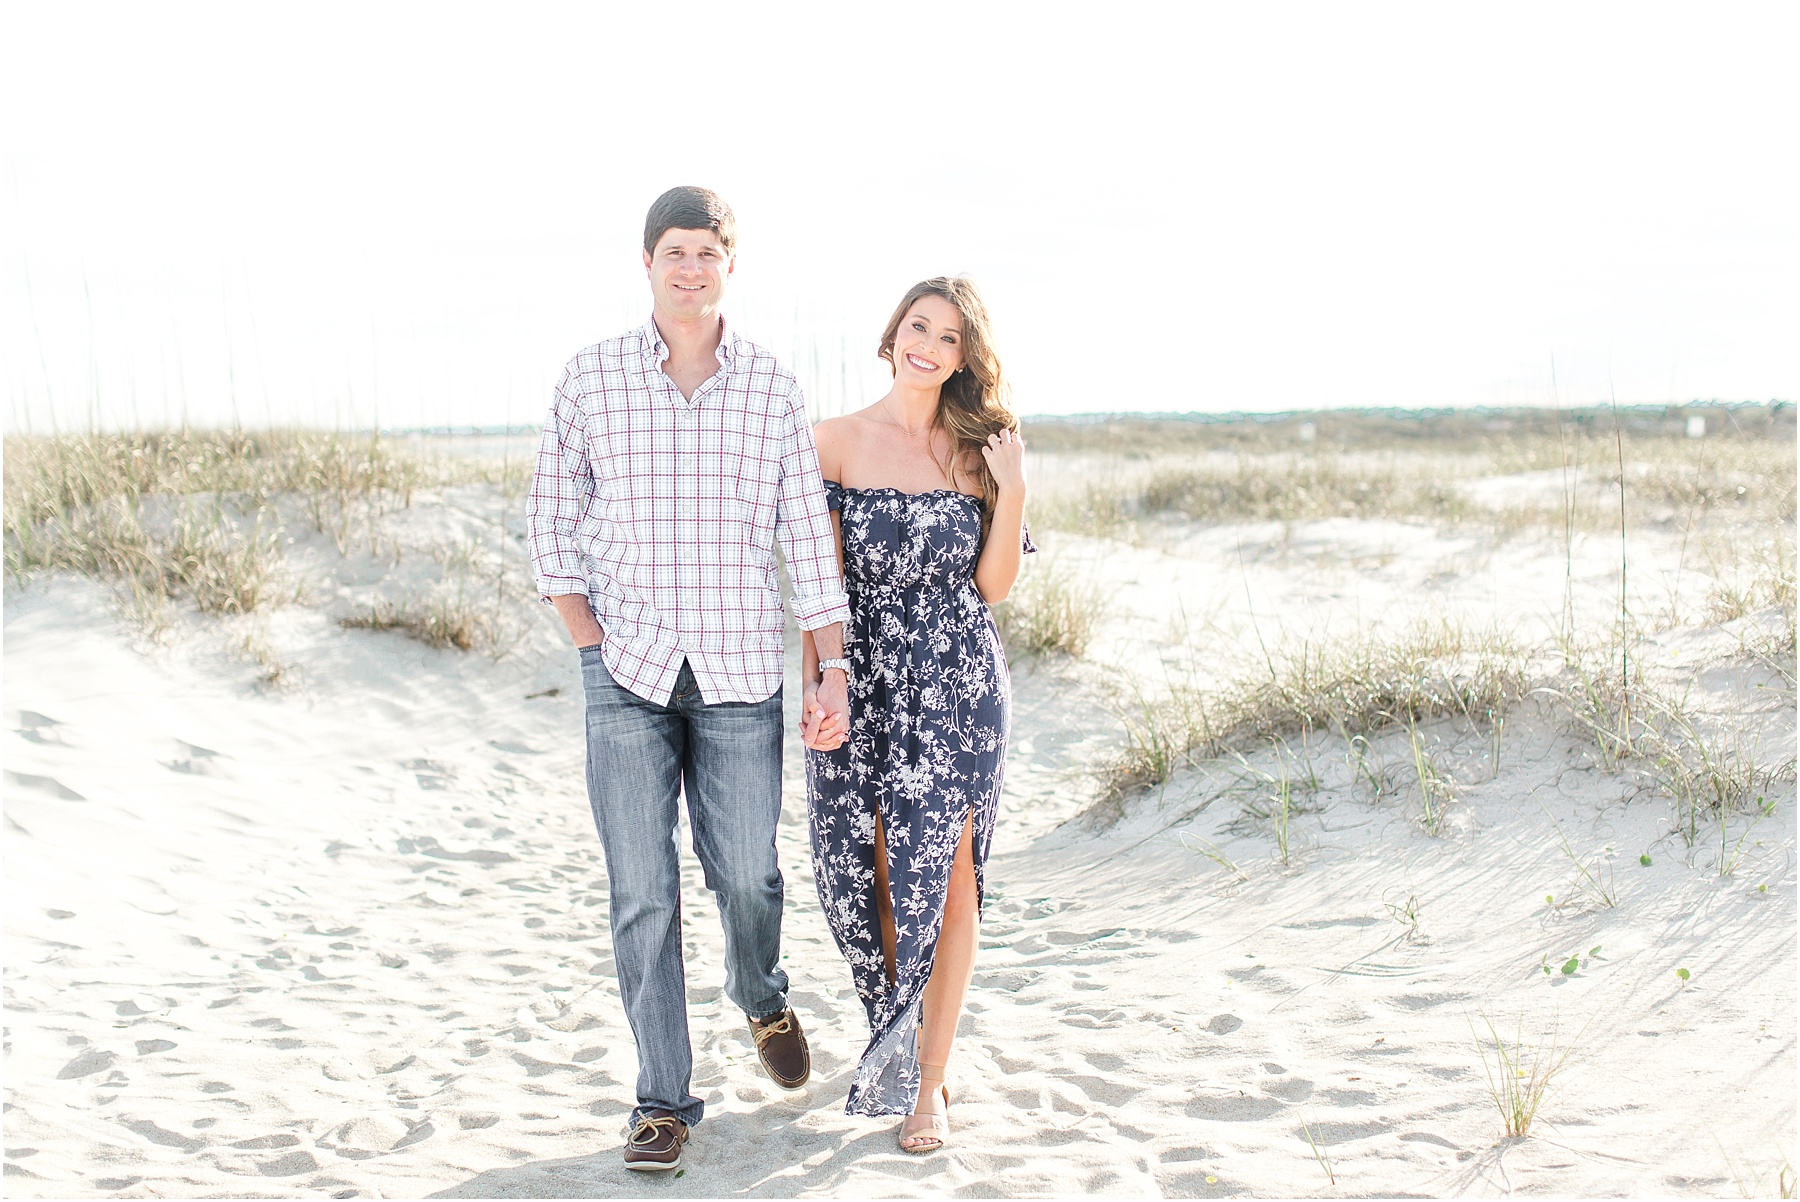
[643,186,737,256]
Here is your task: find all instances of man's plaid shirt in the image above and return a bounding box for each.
[527,316,850,705]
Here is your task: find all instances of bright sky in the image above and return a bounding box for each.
[3,3,1796,431]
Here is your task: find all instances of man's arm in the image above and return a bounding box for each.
[526,363,602,648]
[551,594,605,648]
[776,389,852,745]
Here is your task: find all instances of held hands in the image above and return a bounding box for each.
[981,427,1027,495]
[800,670,849,752]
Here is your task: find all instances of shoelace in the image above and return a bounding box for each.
[750,1013,794,1049]
[627,1114,684,1148]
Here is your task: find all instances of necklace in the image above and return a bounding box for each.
[879,394,934,437]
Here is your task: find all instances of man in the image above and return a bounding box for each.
[526,186,851,1172]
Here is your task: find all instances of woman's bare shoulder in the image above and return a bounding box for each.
[815,409,892,474]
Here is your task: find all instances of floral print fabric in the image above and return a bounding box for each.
[805,482,1031,1116]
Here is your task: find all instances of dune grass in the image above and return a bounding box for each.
[1093,619,1529,815]
[1026,404,1795,538]
[992,555,1110,658]
[4,429,518,646]
[1471,1010,1586,1139]
[340,591,490,652]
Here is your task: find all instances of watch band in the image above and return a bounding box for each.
[818,657,851,678]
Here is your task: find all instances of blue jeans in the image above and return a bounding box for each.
[580,649,789,1128]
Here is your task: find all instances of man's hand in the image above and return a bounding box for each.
[801,671,849,751]
[549,593,605,649]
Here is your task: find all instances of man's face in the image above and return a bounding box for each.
[644,228,733,321]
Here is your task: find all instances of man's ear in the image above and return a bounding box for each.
[726,253,736,277]
[642,248,653,274]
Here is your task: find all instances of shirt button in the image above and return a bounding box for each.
[679,503,696,517]
[680,547,697,562]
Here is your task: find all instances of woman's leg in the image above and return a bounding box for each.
[913,810,979,1115]
[871,808,899,987]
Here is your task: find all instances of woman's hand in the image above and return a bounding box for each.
[981,427,1027,496]
[800,680,848,752]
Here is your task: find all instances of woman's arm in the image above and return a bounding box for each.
[974,427,1028,603]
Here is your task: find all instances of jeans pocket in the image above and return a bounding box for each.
[578,644,608,690]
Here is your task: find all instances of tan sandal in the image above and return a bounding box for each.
[898,1065,949,1153]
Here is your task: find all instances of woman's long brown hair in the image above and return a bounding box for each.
[877,276,1019,536]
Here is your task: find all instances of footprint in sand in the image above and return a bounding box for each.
[14,711,66,744]
[403,759,455,790]
[56,1049,117,1079]
[1306,1118,1392,1144]
[252,1150,320,1176]
[1184,1093,1285,1122]
[1205,1013,1243,1036]
[162,741,224,776]
[1399,1131,1459,1150]
[1259,1075,1314,1102]
[115,995,170,1016]
[5,771,84,800]
[121,1119,205,1152]
[231,1135,300,1150]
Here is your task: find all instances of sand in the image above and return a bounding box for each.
[4,473,1794,1198]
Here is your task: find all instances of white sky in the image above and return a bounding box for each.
[3,2,1796,431]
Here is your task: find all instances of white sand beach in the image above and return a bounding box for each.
[4,422,1795,1197]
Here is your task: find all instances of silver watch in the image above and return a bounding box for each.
[818,657,851,680]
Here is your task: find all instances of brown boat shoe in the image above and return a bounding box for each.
[622,1108,688,1172]
[747,1008,811,1089]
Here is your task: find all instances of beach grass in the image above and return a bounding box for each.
[1093,618,1529,814]
[1025,404,1794,539]
[3,429,515,640]
[992,555,1109,658]
[1471,1010,1584,1139]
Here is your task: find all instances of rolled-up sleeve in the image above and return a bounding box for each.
[773,382,851,631]
[526,364,593,599]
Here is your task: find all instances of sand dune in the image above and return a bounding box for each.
[4,477,1794,1197]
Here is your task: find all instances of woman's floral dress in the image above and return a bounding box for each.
[805,482,1032,1116]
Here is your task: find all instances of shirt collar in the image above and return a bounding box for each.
[639,314,739,372]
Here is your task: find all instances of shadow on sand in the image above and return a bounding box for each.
[429,1096,968,1199]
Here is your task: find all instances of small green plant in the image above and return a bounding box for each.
[1675,967,1691,982]
[1553,638,1644,772]
[1403,717,1457,836]
[1384,892,1423,940]
[1539,803,1618,909]
[1715,793,1779,878]
[1640,853,1653,866]
[1642,694,1794,849]
[1177,831,1248,882]
[1300,1119,1336,1186]
[1230,739,1317,866]
[1471,1010,1586,1138]
[1539,947,1601,978]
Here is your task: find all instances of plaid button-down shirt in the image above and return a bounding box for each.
[527,316,850,706]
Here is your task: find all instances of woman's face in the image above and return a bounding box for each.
[891,294,966,387]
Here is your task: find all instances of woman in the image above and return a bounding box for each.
[800,276,1030,1152]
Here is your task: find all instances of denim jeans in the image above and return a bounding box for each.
[580,649,789,1128]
